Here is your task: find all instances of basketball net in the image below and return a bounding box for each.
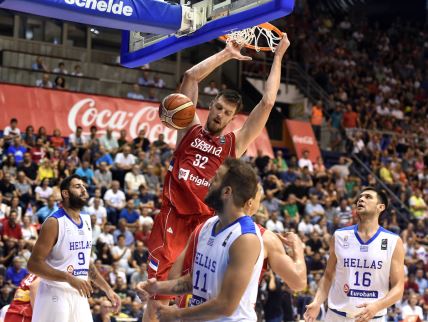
[219,22,283,52]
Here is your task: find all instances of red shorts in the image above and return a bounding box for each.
[5,311,31,322]
[147,206,211,300]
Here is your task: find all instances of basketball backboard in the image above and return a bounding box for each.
[120,0,294,68]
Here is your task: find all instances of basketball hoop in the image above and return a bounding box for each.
[219,22,283,52]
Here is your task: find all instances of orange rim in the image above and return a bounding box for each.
[218,22,283,51]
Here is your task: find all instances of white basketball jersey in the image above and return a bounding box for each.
[42,208,92,289]
[190,216,264,322]
[329,225,399,318]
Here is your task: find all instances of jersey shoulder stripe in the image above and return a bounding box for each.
[336,225,356,232]
[239,216,256,235]
[379,227,399,236]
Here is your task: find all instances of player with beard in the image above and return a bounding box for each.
[28,174,121,322]
[304,187,404,322]
[138,158,264,321]
[145,33,290,322]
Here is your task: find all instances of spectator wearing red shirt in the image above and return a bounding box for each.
[2,210,23,241]
[50,128,65,149]
[342,104,359,129]
[405,273,420,294]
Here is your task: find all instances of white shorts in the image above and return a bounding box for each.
[325,309,386,322]
[31,281,92,322]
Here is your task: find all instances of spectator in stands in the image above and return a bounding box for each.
[130,262,148,290]
[35,196,58,224]
[330,156,352,179]
[71,64,84,77]
[132,129,151,153]
[50,128,65,149]
[204,80,220,95]
[305,194,325,223]
[3,118,21,145]
[96,145,114,168]
[35,73,53,88]
[22,125,36,148]
[124,165,146,195]
[119,199,140,228]
[2,210,23,241]
[15,171,32,207]
[36,126,48,144]
[298,214,314,236]
[32,57,49,72]
[36,158,55,183]
[298,150,314,173]
[152,74,165,88]
[21,216,38,241]
[409,189,427,220]
[342,104,359,129]
[402,293,424,320]
[7,137,27,165]
[138,71,153,86]
[127,84,145,100]
[272,150,288,173]
[2,154,18,178]
[113,219,134,247]
[104,180,126,225]
[415,269,428,295]
[75,160,97,188]
[5,257,28,286]
[310,101,323,141]
[87,197,107,227]
[53,62,68,75]
[146,87,158,101]
[97,224,114,246]
[54,76,66,89]
[34,177,53,206]
[113,145,136,184]
[0,172,16,204]
[94,161,113,192]
[117,129,129,148]
[265,211,285,233]
[335,199,353,227]
[18,152,38,184]
[100,128,119,154]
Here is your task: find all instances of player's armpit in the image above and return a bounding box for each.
[27,218,66,281]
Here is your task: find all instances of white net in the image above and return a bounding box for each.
[224,25,282,52]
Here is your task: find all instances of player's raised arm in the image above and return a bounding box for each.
[177,41,252,145]
[304,235,337,322]
[266,230,307,291]
[27,217,93,298]
[234,34,290,157]
[355,238,405,322]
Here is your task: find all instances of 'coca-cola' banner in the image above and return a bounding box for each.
[285,119,321,162]
[0,84,273,157]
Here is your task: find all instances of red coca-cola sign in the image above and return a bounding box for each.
[0,84,273,157]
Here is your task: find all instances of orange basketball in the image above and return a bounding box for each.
[159,93,196,129]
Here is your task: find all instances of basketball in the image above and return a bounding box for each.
[159,93,196,129]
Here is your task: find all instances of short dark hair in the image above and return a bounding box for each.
[215,89,243,114]
[10,118,17,124]
[60,174,85,200]
[220,158,258,208]
[360,186,389,214]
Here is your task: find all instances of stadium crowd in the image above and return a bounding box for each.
[0,12,427,322]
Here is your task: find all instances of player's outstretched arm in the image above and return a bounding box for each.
[304,235,337,322]
[156,234,261,321]
[27,217,93,298]
[89,263,122,314]
[355,238,405,322]
[266,230,307,291]
[176,41,252,146]
[234,34,290,157]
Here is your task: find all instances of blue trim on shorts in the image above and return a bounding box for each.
[330,308,384,319]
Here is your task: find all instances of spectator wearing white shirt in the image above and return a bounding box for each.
[203,80,219,95]
[127,83,145,100]
[298,150,314,173]
[71,64,84,77]
[152,74,165,88]
[111,234,135,276]
[97,224,115,246]
[298,215,314,236]
[35,73,53,88]
[138,207,154,227]
[114,144,136,186]
[3,118,21,144]
[265,212,285,233]
[401,293,424,320]
[86,197,107,227]
[124,165,147,194]
[138,71,153,86]
[52,62,68,75]
[100,128,119,154]
[104,180,126,225]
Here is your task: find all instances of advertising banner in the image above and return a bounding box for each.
[285,119,320,162]
[0,84,273,157]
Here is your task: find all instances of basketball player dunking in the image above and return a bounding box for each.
[28,175,121,322]
[304,187,405,322]
[139,159,264,321]
[144,34,290,320]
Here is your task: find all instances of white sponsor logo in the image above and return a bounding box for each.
[178,168,190,180]
[190,138,223,156]
[189,174,210,187]
[64,0,133,16]
[67,98,177,143]
[292,135,314,145]
[167,227,173,234]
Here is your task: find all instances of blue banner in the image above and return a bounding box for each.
[0,0,182,34]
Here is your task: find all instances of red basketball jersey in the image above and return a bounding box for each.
[163,125,236,216]
[7,274,38,317]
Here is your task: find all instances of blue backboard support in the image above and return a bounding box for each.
[120,0,294,68]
